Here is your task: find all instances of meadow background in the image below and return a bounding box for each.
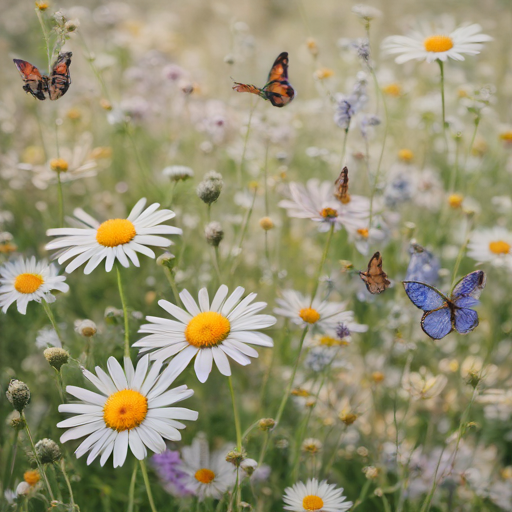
[1,0,512,510]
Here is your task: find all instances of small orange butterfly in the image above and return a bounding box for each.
[232,52,295,108]
[359,252,391,294]
[334,167,350,204]
[13,52,72,101]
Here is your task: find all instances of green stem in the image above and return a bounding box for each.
[116,266,130,358]
[309,223,335,306]
[238,99,256,187]
[163,267,183,307]
[128,461,138,512]
[340,127,349,170]
[139,459,158,512]
[22,413,54,501]
[228,377,243,451]
[257,432,269,467]
[6,430,19,492]
[41,300,65,346]
[60,459,77,510]
[35,8,52,73]
[353,480,372,510]
[450,216,472,289]
[54,369,66,404]
[57,171,64,228]
[438,60,447,140]
[324,425,346,476]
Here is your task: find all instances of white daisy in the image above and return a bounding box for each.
[274,290,367,334]
[45,198,182,274]
[179,433,236,500]
[467,227,512,269]
[0,257,69,315]
[57,355,198,468]
[283,478,353,511]
[278,179,369,233]
[382,23,492,64]
[135,285,276,383]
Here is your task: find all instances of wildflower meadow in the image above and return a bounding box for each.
[1,0,512,511]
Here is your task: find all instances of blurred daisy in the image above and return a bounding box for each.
[179,433,236,500]
[57,355,198,468]
[135,285,276,383]
[36,327,62,349]
[274,290,367,334]
[382,23,492,64]
[467,228,512,269]
[0,257,69,314]
[278,179,369,233]
[283,478,353,511]
[46,198,182,274]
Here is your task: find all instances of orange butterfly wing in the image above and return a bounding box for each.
[267,52,289,82]
[48,52,72,101]
[13,59,48,100]
[359,252,391,294]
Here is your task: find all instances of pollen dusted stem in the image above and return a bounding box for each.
[116,266,131,358]
[139,459,158,512]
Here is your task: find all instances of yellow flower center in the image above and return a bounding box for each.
[315,68,334,80]
[489,240,511,255]
[14,273,44,294]
[320,207,338,219]
[302,495,324,511]
[24,470,40,486]
[319,335,339,346]
[448,194,463,208]
[398,148,414,161]
[96,219,136,247]
[357,228,369,238]
[185,312,231,348]
[49,158,69,172]
[423,35,454,53]
[500,131,512,142]
[195,468,216,484]
[103,389,148,432]
[383,83,401,97]
[299,307,321,324]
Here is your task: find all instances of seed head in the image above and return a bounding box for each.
[205,222,224,247]
[225,449,246,467]
[35,438,62,464]
[44,347,70,371]
[258,418,276,431]
[6,380,31,412]
[8,411,26,431]
[74,319,97,337]
[197,171,224,205]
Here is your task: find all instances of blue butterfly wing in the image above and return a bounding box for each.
[454,307,479,334]
[451,271,486,301]
[453,296,479,308]
[421,306,453,339]
[403,281,447,311]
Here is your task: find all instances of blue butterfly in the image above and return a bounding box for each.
[403,270,486,340]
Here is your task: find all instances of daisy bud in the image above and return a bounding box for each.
[363,466,379,479]
[44,347,69,371]
[162,165,194,182]
[302,438,322,454]
[225,449,246,467]
[240,458,258,476]
[35,1,49,11]
[197,171,223,205]
[205,222,224,247]
[465,369,481,389]
[23,470,40,486]
[156,252,176,270]
[105,306,123,320]
[259,217,274,231]
[16,482,31,496]
[35,438,62,464]
[8,412,26,431]
[74,319,97,337]
[65,19,79,32]
[100,99,113,111]
[6,380,31,412]
[258,418,276,431]
[49,158,69,173]
[339,410,357,426]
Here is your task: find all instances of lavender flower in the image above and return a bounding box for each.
[152,450,192,497]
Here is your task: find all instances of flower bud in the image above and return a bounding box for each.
[205,222,224,247]
[8,412,26,431]
[74,319,97,337]
[6,380,31,412]
[35,438,62,464]
[162,165,194,182]
[240,458,258,476]
[363,465,379,479]
[16,481,31,496]
[258,418,276,431]
[259,217,274,231]
[44,347,70,371]
[49,158,69,173]
[156,252,176,270]
[197,171,224,205]
[339,410,357,425]
[225,449,246,467]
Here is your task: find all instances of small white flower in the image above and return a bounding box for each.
[382,22,492,64]
[179,434,236,500]
[36,327,62,349]
[283,478,353,511]
[162,165,194,182]
[274,290,367,334]
[135,285,276,383]
[352,4,382,22]
[46,198,182,274]
[0,257,69,315]
[467,227,512,269]
[57,355,198,468]
[278,179,369,233]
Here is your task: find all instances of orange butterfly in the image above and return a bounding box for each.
[232,52,295,108]
[334,167,350,204]
[359,252,391,294]
[13,52,72,101]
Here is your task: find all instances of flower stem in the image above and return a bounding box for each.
[228,377,243,451]
[57,171,65,228]
[35,7,52,73]
[21,412,54,501]
[60,459,78,510]
[438,60,447,140]
[116,266,130,358]
[139,459,158,512]
[128,461,138,512]
[41,300,65,346]
[163,267,183,307]
[309,223,335,306]
[238,99,256,187]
